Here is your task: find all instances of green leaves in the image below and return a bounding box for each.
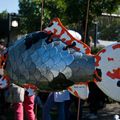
[18,0,120,34]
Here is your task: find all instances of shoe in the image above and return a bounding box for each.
[88,113,98,119]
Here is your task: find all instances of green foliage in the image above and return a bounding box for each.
[0,11,9,39]
[114,6,120,14]
[18,0,42,33]
[91,46,104,54]
[42,0,67,26]
[18,0,67,33]
[0,10,8,19]
[98,17,120,41]
[18,0,120,34]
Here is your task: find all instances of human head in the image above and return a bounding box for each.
[68,30,82,41]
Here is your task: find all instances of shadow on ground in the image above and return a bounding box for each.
[82,102,120,120]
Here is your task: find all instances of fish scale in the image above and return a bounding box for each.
[2,18,119,102]
[6,32,94,91]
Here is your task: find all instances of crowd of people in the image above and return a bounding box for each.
[0,85,107,120]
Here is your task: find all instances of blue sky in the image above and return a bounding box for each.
[0,0,19,13]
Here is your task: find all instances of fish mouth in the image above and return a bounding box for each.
[94,68,102,82]
[117,81,120,87]
[49,73,74,91]
[38,73,74,91]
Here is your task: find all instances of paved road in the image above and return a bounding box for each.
[82,102,120,120]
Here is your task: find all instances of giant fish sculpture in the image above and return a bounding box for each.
[1,18,120,101]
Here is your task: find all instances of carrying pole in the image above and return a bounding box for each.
[84,0,90,43]
[40,0,44,31]
[77,98,81,120]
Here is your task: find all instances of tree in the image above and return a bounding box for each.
[0,11,9,39]
[18,0,120,35]
[18,0,41,33]
[98,16,120,41]
[18,0,67,33]
[0,10,8,19]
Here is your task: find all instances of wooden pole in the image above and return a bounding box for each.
[77,98,81,120]
[40,0,44,31]
[84,0,90,43]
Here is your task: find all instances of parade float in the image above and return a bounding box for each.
[0,18,119,101]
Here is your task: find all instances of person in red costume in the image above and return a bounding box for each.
[11,84,37,120]
[0,70,37,120]
[0,41,37,120]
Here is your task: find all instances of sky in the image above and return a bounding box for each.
[0,0,19,13]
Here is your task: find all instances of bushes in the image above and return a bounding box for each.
[98,16,120,41]
[91,46,104,54]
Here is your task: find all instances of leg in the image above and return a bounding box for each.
[57,102,65,120]
[42,92,55,120]
[64,100,72,120]
[13,102,24,120]
[24,94,36,120]
[0,90,6,115]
